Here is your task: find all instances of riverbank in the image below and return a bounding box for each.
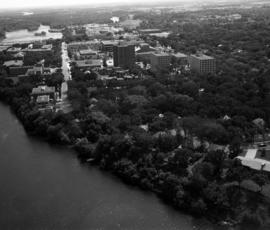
[2,102,220,230]
[0,76,270,230]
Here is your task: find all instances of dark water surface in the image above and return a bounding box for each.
[0,103,222,230]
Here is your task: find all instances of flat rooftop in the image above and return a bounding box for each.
[68,41,99,46]
[79,49,97,55]
[237,148,270,172]
[102,40,119,45]
[75,59,102,68]
[114,41,136,47]
[3,60,23,67]
[32,85,55,94]
[191,54,215,60]
[173,52,188,58]
[152,52,171,57]
[36,95,50,104]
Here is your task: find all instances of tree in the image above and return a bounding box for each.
[193,162,214,181]
[96,99,118,116]
[205,150,227,177]
[252,173,269,192]
[168,148,192,175]
[203,182,229,209]
[156,134,177,152]
[159,172,182,201]
[190,198,207,216]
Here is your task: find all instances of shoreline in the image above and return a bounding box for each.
[0,97,239,229]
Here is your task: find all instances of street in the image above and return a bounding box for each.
[56,42,72,113]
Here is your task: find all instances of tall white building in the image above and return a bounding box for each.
[189,54,216,74]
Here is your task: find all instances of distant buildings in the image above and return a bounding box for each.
[120,19,142,30]
[113,43,135,68]
[150,52,171,71]
[67,41,100,52]
[74,59,102,70]
[110,17,120,23]
[26,63,48,76]
[189,54,216,74]
[5,62,53,77]
[21,44,53,54]
[139,29,161,35]
[84,23,123,37]
[8,66,32,76]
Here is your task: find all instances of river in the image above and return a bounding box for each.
[0,103,222,230]
[1,25,62,44]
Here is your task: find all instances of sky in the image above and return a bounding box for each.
[0,0,217,9]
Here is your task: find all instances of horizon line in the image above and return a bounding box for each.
[0,0,250,11]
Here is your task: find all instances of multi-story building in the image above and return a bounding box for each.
[101,40,118,52]
[150,52,171,71]
[189,54,216,74]
[79,49,98,60]
[74,59,103,71]
[31,85,56,102]
[67,41,100,53]
[113,43,135,68]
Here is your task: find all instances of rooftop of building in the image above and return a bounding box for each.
[114,42,135,47]
[151,52,171,57]
[13,52,25,58]
[173,52,188,58]
[32,85,55,95]
[79,49,97,55]
[22,47,52,52]
[41,44,53,50]
[75,59,102,68]
[136,45,156,53]
[237,149,270,172]
[139,42,149,46]
[191,54,215,60]
[3,60,24,67]
[101,40,119,45]
[36,95,50,104]
[68,40,100,46]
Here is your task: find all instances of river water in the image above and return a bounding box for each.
[0,103,221,230]
[2,25,62,44]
